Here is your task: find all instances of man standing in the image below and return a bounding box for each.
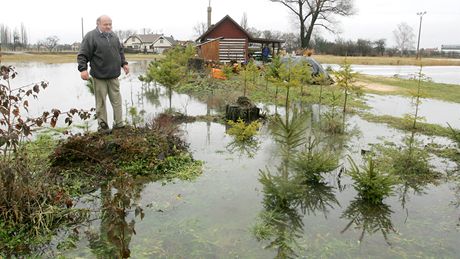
[262,45,270,63]
[77,15,129,133]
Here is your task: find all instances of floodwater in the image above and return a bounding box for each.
[326,64,460,85]
[366,94,460,129]
[5,62,460,258]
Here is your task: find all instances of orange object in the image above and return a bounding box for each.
[211,68,226,80]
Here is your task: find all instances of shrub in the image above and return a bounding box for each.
[0,65,92,256]
[448,123,460,148]
[292,137,339,183]
[227,119,260,142]
[0,65,93,159]
[347,156,396,204]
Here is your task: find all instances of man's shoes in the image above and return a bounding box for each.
[98,122,112,134]
[112,124,127,132]
[113,124,125,130]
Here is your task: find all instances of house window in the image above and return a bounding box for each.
[132,38,135,42]
[160,39,164,44]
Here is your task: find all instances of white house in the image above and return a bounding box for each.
[441,45,460,53]
[124,34,176,53]
[152,35,176,54]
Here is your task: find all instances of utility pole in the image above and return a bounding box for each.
[81,17,84,41]
[416,11,427,60]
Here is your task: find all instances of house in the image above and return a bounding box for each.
[152,35,177,54]
[124,34,177,53]
[441,45,460,53]
[196,15,284,63]
[71,42,81,51]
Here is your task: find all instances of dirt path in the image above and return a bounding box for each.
[358,81,398,92]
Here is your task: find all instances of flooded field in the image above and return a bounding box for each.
[5,62,460,258]
[326,64,460,85]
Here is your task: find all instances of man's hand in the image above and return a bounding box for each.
[123,64,130,75]
[80,70,89,80]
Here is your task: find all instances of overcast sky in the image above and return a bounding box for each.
[2,0,459,48]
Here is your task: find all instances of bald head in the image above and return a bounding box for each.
[97,15,112,33]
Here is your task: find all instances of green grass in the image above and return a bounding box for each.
[358,74,460,103]
[359,112,455,140]
[314,55,460,66]
[179,72,369,112]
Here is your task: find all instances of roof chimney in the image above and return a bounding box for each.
[207,0,212,29]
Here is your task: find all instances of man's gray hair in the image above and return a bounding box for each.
[96,15,110,24]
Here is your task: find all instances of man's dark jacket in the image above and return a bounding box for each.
[77,28,128,79]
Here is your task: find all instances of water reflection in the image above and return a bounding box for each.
[376,132,440,209]
[226,138,261,158]
[254,109,340,257]
[6,61,460,257]
[298,181,339,218]
[143,85,162,108]
[85,174,145,258]
[7,62,213,130]
[367,94,460,128]
[341,199,396,245]
[255,170,305,258]
[325,64,460,85]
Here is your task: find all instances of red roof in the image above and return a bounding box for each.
[196,15,284,44]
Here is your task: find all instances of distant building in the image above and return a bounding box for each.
[441,45,460,53]
[71,42,81,51]
[196,15,284,63]
[124,34,177,53]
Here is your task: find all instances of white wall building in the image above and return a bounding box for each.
[124,34,176,53]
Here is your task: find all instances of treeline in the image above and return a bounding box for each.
[0,23,28,51]
[311,37,459,58]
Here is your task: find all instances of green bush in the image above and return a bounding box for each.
[347,156,396,204]
[448,123,460,147]
[292,137,339,183]
[227,119,260,142]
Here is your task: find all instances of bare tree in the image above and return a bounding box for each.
[393,22,415,56]
[0,24,11,49]
[247,27,262,38]
[140,28,153,34]
[42,36,59,52]
[240,12,248,30]
[13,28,21,51]
[114,29,137,43]
[193,22,207,38]
[270,0,355,48]
[373,39,386,56]
[281,32,301,52]
[20,23,28,47]
[262,30,283,40]
[262,30,273,40]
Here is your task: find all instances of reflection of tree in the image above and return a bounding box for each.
[87,173,144,258]
[253,109,339,258]
[374,131,439,209]
[341,199,396,245]
[226,138,261,158]
[255,170,304,258]
[396,173,438,210]
[144,86,162,108]
[254,110,307,258]
[299,181,339,217]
